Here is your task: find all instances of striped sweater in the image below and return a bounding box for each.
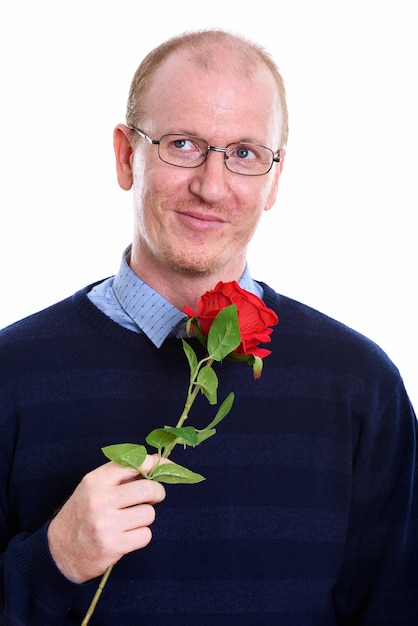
[1,282,417,625]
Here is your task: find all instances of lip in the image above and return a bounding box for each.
[176,209,226,232]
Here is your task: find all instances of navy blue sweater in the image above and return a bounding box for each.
[1,282,417,625]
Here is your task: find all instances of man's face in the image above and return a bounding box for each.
[129,50,284,280]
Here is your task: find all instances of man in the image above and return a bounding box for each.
[0,29,417,625]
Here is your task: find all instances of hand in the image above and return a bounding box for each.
[47,456,167,583]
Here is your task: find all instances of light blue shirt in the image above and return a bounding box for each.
[88,246,263,348]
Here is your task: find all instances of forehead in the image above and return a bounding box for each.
[142,49,282,143]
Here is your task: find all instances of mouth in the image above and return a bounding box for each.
[176,209,226,232]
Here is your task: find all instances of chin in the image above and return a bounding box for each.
[164,251,222,277]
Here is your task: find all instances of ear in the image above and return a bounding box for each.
[264,149,286,212]
[114,124,134,190]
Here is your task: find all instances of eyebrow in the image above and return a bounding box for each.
[163,129,268,145]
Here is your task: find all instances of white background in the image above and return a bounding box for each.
[0,1,417,409]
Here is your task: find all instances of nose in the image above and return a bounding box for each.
[188,149,229,204]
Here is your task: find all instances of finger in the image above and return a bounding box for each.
[113,477,167,509]
[140,454,173,475]
[117,502,157,532]
[115,525,154,556]
[98,454,171,484]
[95,461,146,485]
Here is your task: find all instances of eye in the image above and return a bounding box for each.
[172,138,189,150]
[169,137,202,154]
[231,144,258,161]
[160,135,207,166]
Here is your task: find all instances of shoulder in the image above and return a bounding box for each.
[0,282,116,369]
[0,279,155,382]
[256,284,417,439]
[0,283,97,343]
[258,282,401,387]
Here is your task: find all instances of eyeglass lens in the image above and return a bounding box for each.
[159,134,274,175]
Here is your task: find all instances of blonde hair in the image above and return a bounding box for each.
[126,29,289,147]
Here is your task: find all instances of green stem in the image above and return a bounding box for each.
[81,563,114,625]
[81,356,215,623]
[162,358,214,459]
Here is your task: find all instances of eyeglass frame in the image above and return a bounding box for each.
[129,126,282,177]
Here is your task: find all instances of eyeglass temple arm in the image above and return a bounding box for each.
[130,126,160,146]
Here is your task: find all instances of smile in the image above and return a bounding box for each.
[177,210,226,232]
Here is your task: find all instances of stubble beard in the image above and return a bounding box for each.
[158,242,223,277]
[154,198,232,277]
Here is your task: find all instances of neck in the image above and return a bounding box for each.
[128,248,247,311]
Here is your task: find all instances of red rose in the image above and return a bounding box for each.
[184,281,278,360]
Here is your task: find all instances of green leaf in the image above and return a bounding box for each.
[151,462,205,484]
[186,316,208,349]
[120,447,150,471]
[205,391,235,429]
[185,317,194,337]
[146,429,177,450]
[226,352,264,379]
[102,443,147,471]
[163,426,198,446]
[207,305,241,361]
[226,351,252,363]
[182,339,198,377]
[252,355,263,379]
[197,365,218,405]
[195,428,217,445]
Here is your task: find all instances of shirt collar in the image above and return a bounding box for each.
[112,245,263,348]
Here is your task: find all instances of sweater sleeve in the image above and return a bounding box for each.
[0,346,81,624]
[333,378,418,624]
[1,525,82,624]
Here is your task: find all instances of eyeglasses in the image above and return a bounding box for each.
[129,127,282,176]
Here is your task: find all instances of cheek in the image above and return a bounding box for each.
[232,183,270,223]
[241,212,264,241]
[235,176,275,210]
[132,148,172,194]
[230,189,271,242]
[141,157,192,193]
